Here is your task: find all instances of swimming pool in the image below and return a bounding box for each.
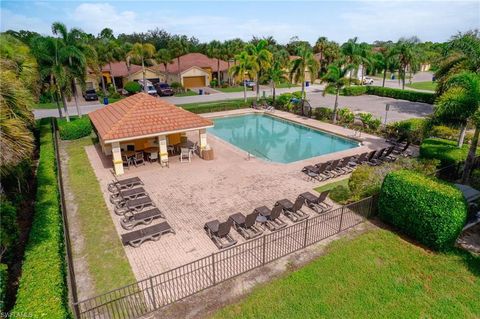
[208,113,359,163]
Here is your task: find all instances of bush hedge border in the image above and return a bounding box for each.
[341,85,436,104]
[12,118,69,318]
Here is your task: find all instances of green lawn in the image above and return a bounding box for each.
[215,86,248,93]
[175,90,198,97]
[213,229,480,319]
[34,102,60,109]
[276,82,298,89]
[66,137,135,294]
[314,178,349,193]
[179,98,254,113]
[406,81,437,91]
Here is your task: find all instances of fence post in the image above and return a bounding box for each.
[338,207,344,232]
[262,235,266,265]
[149,276,157,310]
[303,219,309,248]
[211,253,216,285]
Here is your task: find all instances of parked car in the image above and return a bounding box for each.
[362,77,374,85]
[138,80,158,96]
[154,83,174,96]
[241,80,256,88]
[83,89,98,101]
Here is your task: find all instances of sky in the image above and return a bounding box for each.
[1,0,479,44]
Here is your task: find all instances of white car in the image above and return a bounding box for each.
[138,79,158,96]
[362,77,374,85]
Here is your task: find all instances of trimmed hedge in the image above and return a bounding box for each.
[58,116,92,140]
[12,119,69,318]
[386,118,428,145]
[366,86,436,104]
[0,263,7,312]
[182,100,252,114]
[419,138,471,167]
[379,170,467,251]
[342,86,367,96]
[124,81,141,94]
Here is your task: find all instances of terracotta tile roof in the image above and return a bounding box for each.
[101,61,143,77]
[88,93,213,142]
[151,53,229,74]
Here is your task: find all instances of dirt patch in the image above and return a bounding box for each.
[457,224,480,253]
[141,222,377,319]
[59,140,95,300]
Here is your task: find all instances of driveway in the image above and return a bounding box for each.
[371,71,435,93]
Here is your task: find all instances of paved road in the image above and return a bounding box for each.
[33,81,434,123]
[370,71,435,93]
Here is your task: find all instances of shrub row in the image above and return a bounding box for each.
[58,116,92,140]
[12,119,69,318]
[378,170,467,251]
[342,86,367,96]
[386,118,429,145]
[365,86,436,104]
[419,138,471,167]
[183,100,252,114]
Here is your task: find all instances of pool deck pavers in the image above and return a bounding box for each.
[85,109,387,281]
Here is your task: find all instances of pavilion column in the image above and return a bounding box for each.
[112,142,124,175]
[158,135,168,164]
[199,128,207,151]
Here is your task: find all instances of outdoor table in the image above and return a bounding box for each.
[276,199,293,210]
[255,206,271,218]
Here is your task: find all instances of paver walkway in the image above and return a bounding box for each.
[85,109,387,281]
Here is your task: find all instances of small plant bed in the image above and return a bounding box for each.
[406,81,437,91]
[175,89,198,97]
[314,178,349,194]
[213,229,480,319]
[65,137,135,294]
[57,116,92,140]
[180,98,254,114]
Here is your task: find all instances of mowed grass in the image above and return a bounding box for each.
[314,178,349,193]
[406,81,437,91]
[175,89,198,97]
[212,229,480,319]
[34,102,59,109]
[66,137,135,294]
[216,86,249,93]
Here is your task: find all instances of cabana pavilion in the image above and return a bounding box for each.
[88,93,214,175]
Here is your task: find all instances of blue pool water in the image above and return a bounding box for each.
[208,114,359,163]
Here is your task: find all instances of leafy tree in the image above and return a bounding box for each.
[265,57,286,104]
[435,72,480,153]
[286,36,312,55]
[289,44,319,114]
[168,35,190,77]
[99,27,115,40]
[127,42,156,92]
[0,35,37,174]
[229,51,254,102]
[321,63,350,123]
[373,45,397,87]
[341,37,361,83]
[207,40,223,86]
[244,40,273,100]
[358,42,372,85]
[314,37,340,76]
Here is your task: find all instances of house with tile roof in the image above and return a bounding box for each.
[89,93,214,175]
[151,53,230,88]
[100,61,167,91]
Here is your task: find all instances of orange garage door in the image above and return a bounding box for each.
[183,76,205,88]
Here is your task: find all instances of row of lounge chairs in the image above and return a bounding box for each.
[108,176,174,247]
[204,191,333,249]
[302,143,411,181]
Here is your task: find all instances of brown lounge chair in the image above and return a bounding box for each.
[255,205,287,231]
[108,177,143,193]
[110,187,147,205]
[120,208,165,230]
[121,222,175,248]
[276,198,309,222]
[204,219,237,249]
[229,211,263,239]
[114,196,155,216]
[299,191,333,213]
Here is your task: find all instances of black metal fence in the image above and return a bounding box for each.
[73,196,377,319]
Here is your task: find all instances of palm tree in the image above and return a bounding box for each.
[435,72,480,151]
[314,37,340,76]
[128,42,156,93]
[0,34,36,174]
[244,40,273,100]
[358,42,372,85]
[265,59,286,104]
[341,37,360,83]
[229,51,254,102]
[52,22,89,118]
[207,40,223,86]
[155,48,173,83]
[168,35,190,77]
[374,45,397,87]
[321,63,350,123]
[394,37,420,90]
[94,39,110,95]
[289,44,319,115]
[435,30,480,96]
